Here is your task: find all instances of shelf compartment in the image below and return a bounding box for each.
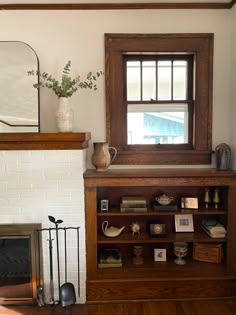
[97,208,226,216]
[96,184,228,211]
[97,231,226,244]
[95,258,228,280]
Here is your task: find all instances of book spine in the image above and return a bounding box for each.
[120,203,147,208]
[98,263,122,268]
[99,259,122,264]
[120,207,147,212]
[122,198,146,204]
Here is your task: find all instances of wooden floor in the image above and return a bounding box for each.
[1,299,236,315]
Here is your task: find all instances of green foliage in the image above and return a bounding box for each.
[28,60,103,98]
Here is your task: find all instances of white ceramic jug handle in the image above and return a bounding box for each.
[109,146,117,163]
[102,221,108,233]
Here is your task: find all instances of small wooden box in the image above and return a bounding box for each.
[193,243,223,263]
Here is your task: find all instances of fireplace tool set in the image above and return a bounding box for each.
[37,216,80,314]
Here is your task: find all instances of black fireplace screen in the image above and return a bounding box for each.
[0,237,32,299]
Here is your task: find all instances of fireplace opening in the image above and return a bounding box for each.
[0,224,41,305]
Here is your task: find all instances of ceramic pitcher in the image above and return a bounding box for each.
[92,142,117,172]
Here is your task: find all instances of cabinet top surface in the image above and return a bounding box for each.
[84,168,236,179]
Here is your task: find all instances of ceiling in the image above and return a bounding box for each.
[0,0,233,2]
[0,0,235,10]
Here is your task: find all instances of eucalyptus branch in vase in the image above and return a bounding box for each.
[28,61,103,132]
[28,60,103,98]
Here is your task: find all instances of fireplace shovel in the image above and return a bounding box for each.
[60,227,76,310]
[49,216,76,313]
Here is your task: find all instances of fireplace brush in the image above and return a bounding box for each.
[36,229,44,307]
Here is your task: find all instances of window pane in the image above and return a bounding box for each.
[158,61,171,100]
[126,61,141,101]
[127,103,188,144]
[173,60,187,100]
[142,61,156,101]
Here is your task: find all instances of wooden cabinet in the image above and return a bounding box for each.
[84,168,236,302]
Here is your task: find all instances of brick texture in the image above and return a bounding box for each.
[0,150,86,303]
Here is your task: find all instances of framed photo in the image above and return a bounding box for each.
[181,197,198,209]
[175,214,194,232]
[154,248,166,262]
[149,223,166,236]
[100,200,109,212]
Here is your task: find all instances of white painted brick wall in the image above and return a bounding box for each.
[0,149,87,304]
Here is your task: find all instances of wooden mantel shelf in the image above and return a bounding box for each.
[0,132,91,150]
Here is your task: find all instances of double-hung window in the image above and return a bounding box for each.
[125,55,193,147]
[105,33,213,165]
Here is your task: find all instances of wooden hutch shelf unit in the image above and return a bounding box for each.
[84,168,236,302]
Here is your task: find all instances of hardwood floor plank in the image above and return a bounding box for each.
[1,299,236,315]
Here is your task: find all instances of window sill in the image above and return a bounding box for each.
[0,132,91,150]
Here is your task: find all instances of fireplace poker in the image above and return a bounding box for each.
[64,228,67,283]
[55,221,61,291]
[48,228,54,302]
[48,216,63,303]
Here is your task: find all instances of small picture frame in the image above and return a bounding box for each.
[181,197,198,209]
[154,248,167,262]
[100,200,109,212]
[175,214,194,232]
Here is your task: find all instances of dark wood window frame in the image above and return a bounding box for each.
[124,54,194,150]
[105,33,213,165]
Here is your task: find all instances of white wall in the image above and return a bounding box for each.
[0,9,233,168]
[0,149,87,303]
[230,6,236,169]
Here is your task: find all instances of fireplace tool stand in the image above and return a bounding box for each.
[38,216,80,315]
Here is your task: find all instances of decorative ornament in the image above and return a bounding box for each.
[130,221,141,235]
[204,188,211,209]
[215,143,231,170]
[213,188,220,209]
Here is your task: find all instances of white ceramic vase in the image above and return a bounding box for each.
[56,97,73,132]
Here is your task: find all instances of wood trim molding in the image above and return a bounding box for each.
[0,132,91,150]
[0,2,234,10]
[105,33,213,165]
[230,0,236,7]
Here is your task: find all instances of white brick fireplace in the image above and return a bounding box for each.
[0,148,87,304]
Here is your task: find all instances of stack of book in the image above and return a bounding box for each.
[98,248,122,268]
[120,196,147,212]
[201,220,227,238]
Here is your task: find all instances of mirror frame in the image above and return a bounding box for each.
[0,40,40,133]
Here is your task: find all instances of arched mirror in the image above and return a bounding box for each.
[0,41,39,133]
